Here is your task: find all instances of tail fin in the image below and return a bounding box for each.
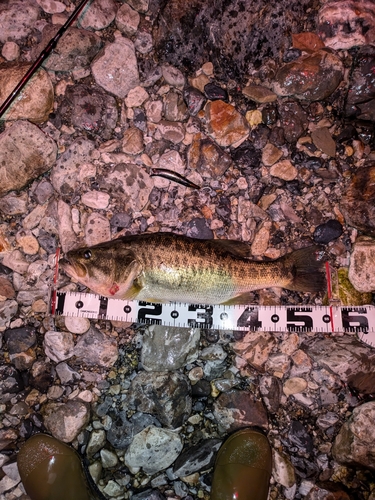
[284,246,326,293]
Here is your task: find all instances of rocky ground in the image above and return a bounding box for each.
[1,0,375,499]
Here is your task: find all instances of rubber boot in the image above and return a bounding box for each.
[210,428,272,500]
[17,433,98,500]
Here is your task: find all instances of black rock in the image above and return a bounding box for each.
[204,82,229,101]
[0,365,24,403]
[183,86,206,115]
[173,438,222,476]
[232,141,262,170]
[289,420,313,454]
[313,219,343,244]
[4,326,36,354]
[132,489,166,500]
[191,379,211,397]
[186,218,214,239]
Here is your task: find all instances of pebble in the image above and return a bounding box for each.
[44,400,90,442]
[64,316,91,335]
[36,0,66,14]
[1,41,20,61]
[270,160,298,181]
[91,37,139,98]
[348,236,375,292]
[161,64,185,88]
[79,0,117,30]
[311,127,336,157]
[205,100,249,147]
[188,133,232,178]
[313,219,343,244]
[0,1,40,43]
[74,327,118,368]
[43,330,75,362]
[283,377,308,396]
[124,426,183,475]
[273,50,344,101]
[116,3,140,36]
[81,191,110,210]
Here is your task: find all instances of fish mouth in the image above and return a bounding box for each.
[59,257,87,279]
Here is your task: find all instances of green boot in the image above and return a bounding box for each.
[211,428,272,500]
[17,433,99,500]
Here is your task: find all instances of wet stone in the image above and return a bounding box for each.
[317,0,375,50]
[313,219,343,244]
[204,82,229,102]
[289,420,313,454]
[273,50,344,101]
[4,326,36,354]
[278,101,308,143]
[345,45,375,121]
[173,438,222,477]
[273,449,296,488]
[259,375,282,413]
[188,133,233,178]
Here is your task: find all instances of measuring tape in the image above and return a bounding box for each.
[51,249,375,348]
[50,291,375,348]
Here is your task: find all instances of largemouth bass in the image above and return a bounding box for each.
[59,232,326,305]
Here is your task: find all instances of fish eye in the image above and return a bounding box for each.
[83,250,92,260]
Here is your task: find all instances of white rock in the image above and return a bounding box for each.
[273,449,296,488]
[81,191,110,210]
[100,448,119,468]
[348,236,375,292]
[64,316,91,335]
[44,330,75,362]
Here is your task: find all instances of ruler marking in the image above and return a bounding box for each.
[51,291,375,347]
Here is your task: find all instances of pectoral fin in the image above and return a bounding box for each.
[113,260,143,299]
[221,293,254,305]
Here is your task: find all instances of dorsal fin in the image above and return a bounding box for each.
[210,239,251,258]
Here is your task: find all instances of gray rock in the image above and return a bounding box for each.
[141,325,200,371]
[74,327,119,368]
[0,121,57,197]
[0,301,18,329]
[91,37,139,98]
[128,371,192,428]
[56,362,81,384]
[124,426,183,474]
[87,429,107,457]
[333,401,375,471]
[43,330,75,362]
[0,192,28,216]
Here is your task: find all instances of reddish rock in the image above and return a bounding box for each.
[205,100,249,147]
[188,132,232,178]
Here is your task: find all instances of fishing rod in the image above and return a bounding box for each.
[0,0,92,120]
